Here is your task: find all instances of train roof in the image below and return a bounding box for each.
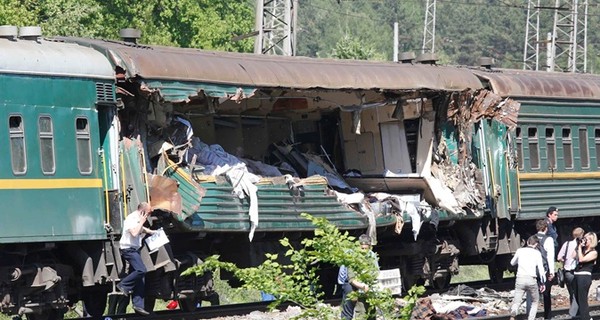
[472,68,600,100]
[0,38,114,79]
[60,37,483,100]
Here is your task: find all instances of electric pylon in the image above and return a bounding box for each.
[422,0,436,53]
[254,0,298,56]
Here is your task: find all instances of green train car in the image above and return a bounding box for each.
[2,26,600,319]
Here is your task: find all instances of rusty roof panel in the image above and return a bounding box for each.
[473,69,600,99]
[60,37,483,92]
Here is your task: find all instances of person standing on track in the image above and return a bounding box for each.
[118,202,157,316]
[509,235,546,320]
[557,226,584,318]
[535,219,555,320]
[338,234,379,320]
[573,232,598,320]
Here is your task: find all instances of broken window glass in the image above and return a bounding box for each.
[76,117,92,174]
[9,115,26,175]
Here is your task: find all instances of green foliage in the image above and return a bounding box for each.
[399,285,425,320]
[182,213,397,319]
[332,35,376,60]
[0,0,254,52]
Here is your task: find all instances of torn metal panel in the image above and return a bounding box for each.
[121,138,149,210]
[156,155,205,220]
[446,89,520,164]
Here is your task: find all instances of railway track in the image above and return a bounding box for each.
[77,277,593,319]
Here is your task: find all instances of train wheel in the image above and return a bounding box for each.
[488,264,503,283]
[82,288,108,317]
[178,297,198,311]
[430,273,451,290]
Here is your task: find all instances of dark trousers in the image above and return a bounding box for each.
[542,278,551,319]
[564,270,578,317]
[574,274,592,320]
[121,248,147,309]
[340,283,355,320]
[339,283,374,320]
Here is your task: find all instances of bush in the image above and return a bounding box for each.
[182,213,399,319]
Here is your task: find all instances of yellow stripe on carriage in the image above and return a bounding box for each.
[0,178,102,189]
[519,172,600,180]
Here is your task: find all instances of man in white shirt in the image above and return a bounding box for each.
[510,235,546,320]
[118,202,156,316]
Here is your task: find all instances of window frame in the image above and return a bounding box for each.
[562,127,574,170]
[75,117,93,175]
[9,114,27,175]
[545,126,557,171]
[38,115,56,175]
[528,126,540,170]
[579,127,589,169]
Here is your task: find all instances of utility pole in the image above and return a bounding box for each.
[422,0,436,53]
[523,0,541,70]
[254,0,298,56]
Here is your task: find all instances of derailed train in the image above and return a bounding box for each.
[1,26,599,319]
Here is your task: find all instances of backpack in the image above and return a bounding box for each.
[535,233,550,274]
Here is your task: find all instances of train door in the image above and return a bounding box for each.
[97,102,125,230]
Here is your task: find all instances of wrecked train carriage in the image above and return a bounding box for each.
[62,37,525,289]
[472,68,600,281]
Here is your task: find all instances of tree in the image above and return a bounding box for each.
[0,0,255,52]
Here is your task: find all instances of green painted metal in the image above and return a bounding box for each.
[145,80,255,101]
[516,100,600,220]
[163,166,395,232]
[121,139,149,221]
[481,120,511,219]
[0,74,107,243]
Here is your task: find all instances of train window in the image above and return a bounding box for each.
[9,115,26,175]
[75,117,92,174]
[563,128,573,169]
[38,116,55,174]
[516,127,524,170]
[528,127,539,170]
[546,127,556,170]
[579,128,589,169]
[595,129,600,168]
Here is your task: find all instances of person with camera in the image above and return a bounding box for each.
[573,232,598,320]
[557,227,584,318]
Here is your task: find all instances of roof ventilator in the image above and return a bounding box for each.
[18,26,42,42]
[399,52,416,64]
[416,52,438,65]
[0,25,18,40]
[120,28,141,44]
[478,57,495,70]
